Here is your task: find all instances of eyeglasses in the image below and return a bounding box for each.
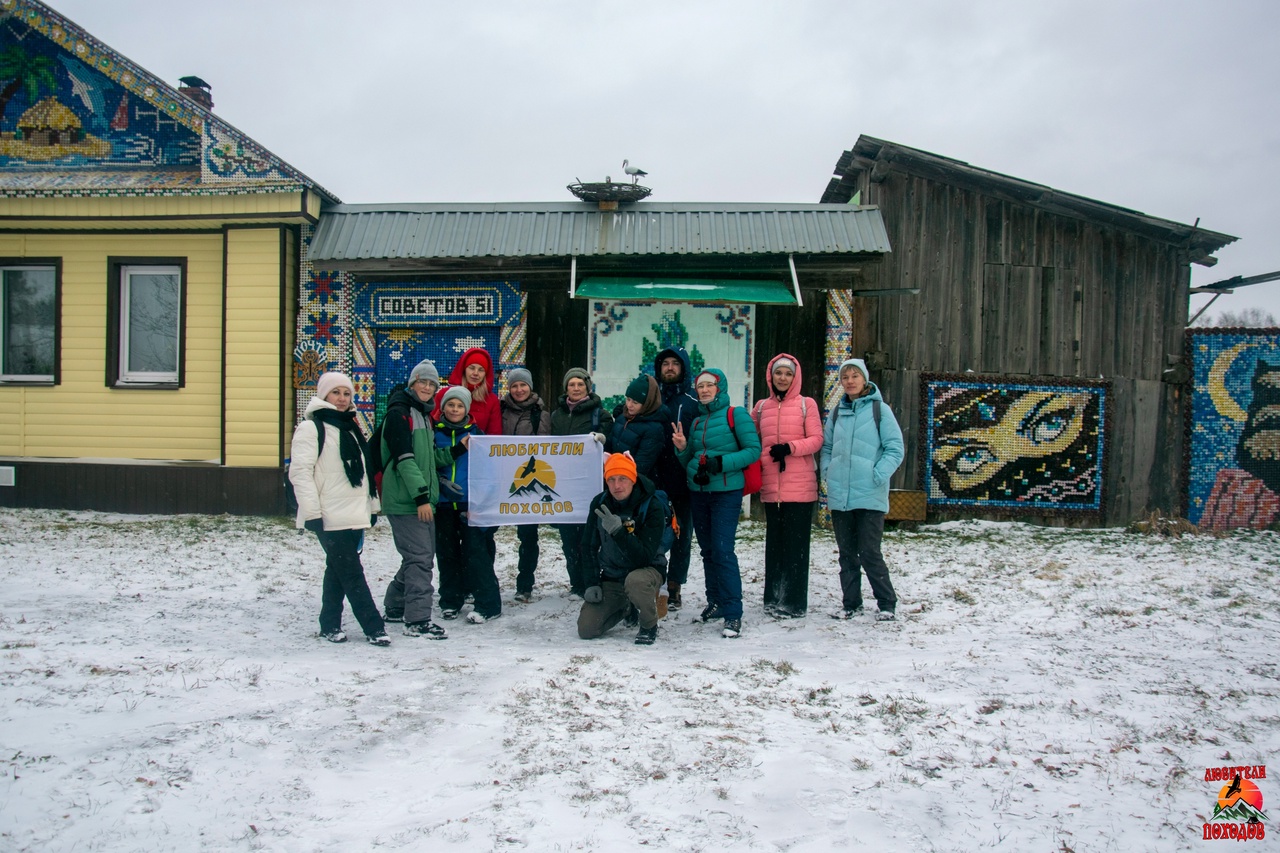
[695,381,717,389]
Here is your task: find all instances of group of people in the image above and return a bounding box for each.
[288,345,905,647]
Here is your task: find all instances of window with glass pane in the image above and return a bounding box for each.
[2,266,56,380]
[120,265,180,382]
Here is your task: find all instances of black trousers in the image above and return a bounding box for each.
[515,524,540,594]
[665,492,693,586]
[436,504,500,617]
[315,529,385,637]
[554,523,587,593]
[762,501,814,615]
[831,509,897,613]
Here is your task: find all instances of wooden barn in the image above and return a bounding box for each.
[820,135,1237,525]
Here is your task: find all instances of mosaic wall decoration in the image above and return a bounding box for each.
[293,224,355,422]
[823,289,854,416]
[920,374,1109,514]
[1185,329,1280,530]
[352,280,524,425]
[817,289,858,522]
[0,0,309,194]
[587,301,751,414]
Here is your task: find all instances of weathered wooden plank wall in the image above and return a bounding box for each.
[852,170,1189,525]
[525,288,589,403]
[752,294,829,402]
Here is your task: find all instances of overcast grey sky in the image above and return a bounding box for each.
[51,0,1280,322]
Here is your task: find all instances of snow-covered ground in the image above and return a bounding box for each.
[0,508,1276,852]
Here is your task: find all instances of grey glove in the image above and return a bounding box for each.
[591,432,606,445]
[584,585,604,603]
[595,505,623,536]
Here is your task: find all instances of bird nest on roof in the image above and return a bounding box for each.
[567,181,652,203]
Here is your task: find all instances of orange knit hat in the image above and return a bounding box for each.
[603,451,637,483]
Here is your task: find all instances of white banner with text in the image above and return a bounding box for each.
[465,434,603,527]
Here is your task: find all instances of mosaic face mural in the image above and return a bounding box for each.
[588,301,752,413]
[1186,330,1280,530]
[921,374,1108,514]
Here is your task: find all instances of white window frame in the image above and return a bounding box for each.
[117,264,182,385]
[0,264,58,384]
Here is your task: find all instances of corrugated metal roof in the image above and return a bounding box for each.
[307,202,891,262]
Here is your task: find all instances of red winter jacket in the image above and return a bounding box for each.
[752,352,823,503]
[433,347,503,435]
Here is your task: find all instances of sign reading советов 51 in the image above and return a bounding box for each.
[465,435,603,526]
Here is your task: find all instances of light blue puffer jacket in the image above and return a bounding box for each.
[821,381,904,512]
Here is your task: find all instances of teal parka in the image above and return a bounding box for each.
[676,368,761,493]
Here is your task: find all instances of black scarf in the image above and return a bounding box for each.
[313,408,376,495]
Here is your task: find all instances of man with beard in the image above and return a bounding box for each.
[653,347,698,610]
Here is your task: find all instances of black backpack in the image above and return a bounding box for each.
[284,420,325,515]
[637,488,678,556]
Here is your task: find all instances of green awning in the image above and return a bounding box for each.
[574,277,797,304]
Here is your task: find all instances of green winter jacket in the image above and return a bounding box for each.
[378,384,451,515]
[676,368,761,493]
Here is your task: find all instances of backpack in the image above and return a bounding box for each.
[725,406,763,496]
[825,399,881,438]
[284,419,325,514]
[366,416,386,497]
[637,488,679,557]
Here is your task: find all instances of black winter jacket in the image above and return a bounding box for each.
[582,475,668,586]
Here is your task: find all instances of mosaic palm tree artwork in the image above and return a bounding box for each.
[589,301,750,413]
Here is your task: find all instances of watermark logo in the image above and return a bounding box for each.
[1203,764,1267,841]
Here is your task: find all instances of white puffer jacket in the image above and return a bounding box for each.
[289,397,380,531]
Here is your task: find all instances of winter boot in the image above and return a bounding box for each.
[404,621,448,639]
[667,582,682,611]
[634,625,657,645]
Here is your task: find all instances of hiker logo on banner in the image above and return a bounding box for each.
[466,435,603,526]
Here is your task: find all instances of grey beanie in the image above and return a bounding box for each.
[563,367,591,391]
[440,385,473,413]
[772,357,796,373]
[409,359,440,388]
[507,367,533,389]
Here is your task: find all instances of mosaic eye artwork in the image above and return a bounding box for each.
[921,374,1108,514]
[1185,329,1280,530]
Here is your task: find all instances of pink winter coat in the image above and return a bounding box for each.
[752,352,823,503]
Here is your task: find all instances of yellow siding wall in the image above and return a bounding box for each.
[1,192,309,224]
[0,232,224,460]
[282,228,298,446]
[224,228,284,467]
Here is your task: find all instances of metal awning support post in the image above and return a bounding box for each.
[787,254,803,307]
[569,255,577,298]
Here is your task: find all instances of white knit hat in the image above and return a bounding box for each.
[316,371,354,402]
